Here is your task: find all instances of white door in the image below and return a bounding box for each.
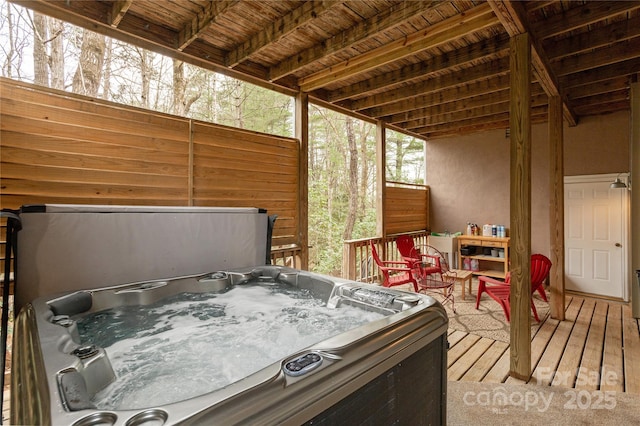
[564,175,628,300]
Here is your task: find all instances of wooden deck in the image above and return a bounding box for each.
[448,295,640,394]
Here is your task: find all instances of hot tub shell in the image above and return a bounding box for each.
[12,265,448,426]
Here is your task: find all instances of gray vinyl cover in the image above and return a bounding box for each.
[15,204,268,310]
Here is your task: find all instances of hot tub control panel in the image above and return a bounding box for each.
[284,352,323,376]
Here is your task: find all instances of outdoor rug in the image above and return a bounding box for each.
[438,286,550,343]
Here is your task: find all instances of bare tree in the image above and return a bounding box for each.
[342,116,358,240]
[48,17,64,89]
[171,59,201,116]
[72,28,105,96]
[32,12,48,85]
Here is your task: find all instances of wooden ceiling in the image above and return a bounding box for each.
[14,0,640,139]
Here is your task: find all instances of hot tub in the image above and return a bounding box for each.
[12,265,448,425]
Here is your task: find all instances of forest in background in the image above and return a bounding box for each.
[0,0,425,275]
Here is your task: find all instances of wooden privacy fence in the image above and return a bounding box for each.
[0,78,301,255]
[385,182,429,236]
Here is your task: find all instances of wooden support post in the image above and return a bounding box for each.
[296,92,309,270]
[376,122,386,237]
[509,33,532,380]
[549,95,565,320]
[631,75,640,318]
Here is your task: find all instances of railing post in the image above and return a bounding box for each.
[343,241,357,280]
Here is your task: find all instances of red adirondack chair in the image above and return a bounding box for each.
[475,254,551,322]
[369,240,419,292]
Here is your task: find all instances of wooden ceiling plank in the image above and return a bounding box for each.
[534,1,640,41]
[298,3,498,92]
[226,0,339,67]
[488,0,577,126]
[560,57,640,89]
[554,36,640,77]
[177,0,239,51]
[110,0,133,28]
[414,104,548,134]
[269,0,440,81]
[391,90,547,126]
[566,77,631,101]
[352,56,510,112]
[546,14,640,61]
[327,34,510,103]
[422,112,549,140]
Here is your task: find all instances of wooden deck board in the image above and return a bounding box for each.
[448,337,494,381]
[459,340,509,382]
[601,303,624,392]
[480,344,511,383]
[551,297,596,387]
[575,300,608,390]
[622,304,640,394]
[447,295,640,397]
[447,334,481,368]
[530,296,583,386]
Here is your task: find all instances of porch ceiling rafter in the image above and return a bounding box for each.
[177,1,240,52]
[488,0,577,126]
[9,0,640,140]
[109,0,132,28]
[298,2,499,92]
[268,0,440,82]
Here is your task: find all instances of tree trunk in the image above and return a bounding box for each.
[33,12,48,85]
[102,38,112,100]
[343,116,358,240]
[3,2,15,78]
[139,49,150,108]
[172,58,186,116]
[72,29,105,97]
[358,121,369,213]
[49,17,64,90]
[232,80,244,128]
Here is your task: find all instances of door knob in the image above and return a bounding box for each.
[615,243,622,247]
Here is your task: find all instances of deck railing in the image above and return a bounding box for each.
[342,231,429,282]
[270,244,302,269]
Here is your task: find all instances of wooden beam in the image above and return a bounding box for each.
[327,34,510,103]
[352,57,510,113]
[360,58,509,120]
[553,37,640,77]
[269,0,439,81]
[298,3,498,92]
[509,33,532,380]
[376,122,386,237]
[488,0,577,126]
[177,1,239,51]
[226,0,338,67]
[385,85,546,125]
[631,75,640,318]
[419,113,549,140]
[534,1,640,40]
[545,14,640,62]
[548,95,565,321]
[560,57,640,90]
[109,0,132,28]
[566,77,631,101]
[408,103,547,133]
[295,92,309,269]
[410,105,547,135]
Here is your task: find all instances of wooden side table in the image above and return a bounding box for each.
[443,269,474,299]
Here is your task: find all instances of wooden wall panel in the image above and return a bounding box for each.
[384,185,430,235]
[0,80,190,207]
[0,79,299,247]
[192,122,299,245]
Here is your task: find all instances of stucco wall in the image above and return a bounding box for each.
[426,110,630,255]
